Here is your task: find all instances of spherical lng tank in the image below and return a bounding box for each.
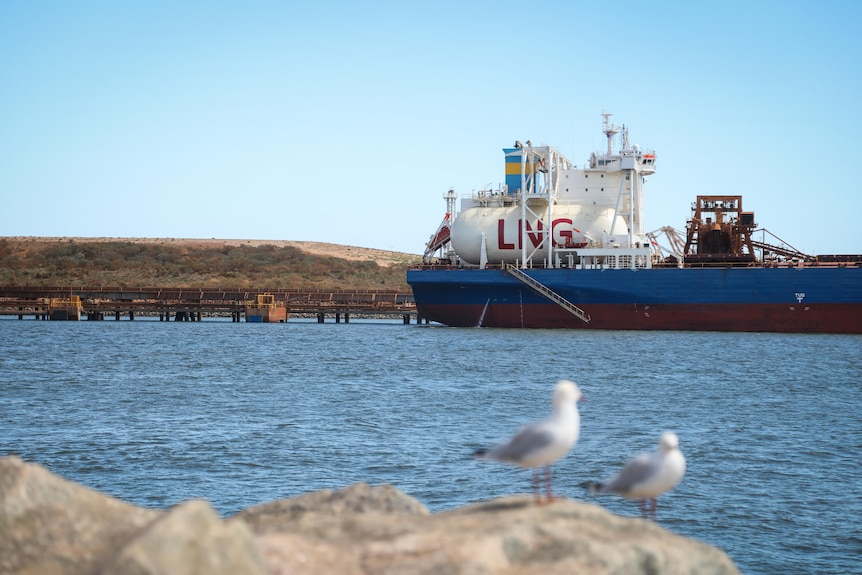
[450,204,627,265]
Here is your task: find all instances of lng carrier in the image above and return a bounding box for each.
[407,114,862,333]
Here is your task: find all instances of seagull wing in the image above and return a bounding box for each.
[485,423,555,465]
[601,454,657,494]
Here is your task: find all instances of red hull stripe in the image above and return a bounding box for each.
[415,302,862,333]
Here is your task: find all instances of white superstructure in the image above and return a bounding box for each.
[427,114,657,270]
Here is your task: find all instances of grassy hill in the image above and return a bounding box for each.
[0,237,420,290]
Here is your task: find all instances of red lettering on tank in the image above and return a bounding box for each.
[553,218,574,246]
[524,220,545,248]
[498,218,583,251]
[498,219,514,249]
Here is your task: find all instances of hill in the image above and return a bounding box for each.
[0,237,421,290]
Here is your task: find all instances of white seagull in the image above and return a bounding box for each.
[585,432,686,519]
[474,379,584,503]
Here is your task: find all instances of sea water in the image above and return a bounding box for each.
[1,317,859,574]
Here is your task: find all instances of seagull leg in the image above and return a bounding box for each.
[649,498,658,521]
[532,468,542,502]
[544,465,554,503]
[639,499,647,518]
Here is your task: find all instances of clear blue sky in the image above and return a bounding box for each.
[2,0,860,256]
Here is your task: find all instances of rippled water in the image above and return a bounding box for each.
[1,318,860,574]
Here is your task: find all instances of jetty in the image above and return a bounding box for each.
[0,286,423,324]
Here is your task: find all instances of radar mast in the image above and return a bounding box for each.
[602,112,619,156]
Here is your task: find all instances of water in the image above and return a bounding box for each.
[1,318,860,574]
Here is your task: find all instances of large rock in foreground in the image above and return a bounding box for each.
[1,456,738,574]
[0,456,265,575]
[235,488,737,575]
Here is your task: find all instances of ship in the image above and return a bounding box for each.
[46,295,83,321]
[407,114,862,333]
[245,293,288,323]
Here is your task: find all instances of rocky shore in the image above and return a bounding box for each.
[0,456,739,574]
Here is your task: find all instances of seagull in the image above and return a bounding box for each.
[474,379,584,504]
[584,432,686,520]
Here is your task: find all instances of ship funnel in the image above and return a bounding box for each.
[502,145,535,196]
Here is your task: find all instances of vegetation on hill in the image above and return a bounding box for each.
[0,239,415,290]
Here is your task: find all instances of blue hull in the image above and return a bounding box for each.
[407,265,862,333]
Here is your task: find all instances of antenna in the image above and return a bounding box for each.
[602,112,619,155]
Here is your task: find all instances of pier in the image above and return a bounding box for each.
[0,286,427,324]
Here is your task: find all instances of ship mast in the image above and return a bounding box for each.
[605,116,651,249]
[602,113,619,156]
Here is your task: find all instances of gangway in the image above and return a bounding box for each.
[504,264,591,323]
[423,190,458,264]
[423,219,451,263]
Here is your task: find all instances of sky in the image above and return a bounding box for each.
[1,0,860,256]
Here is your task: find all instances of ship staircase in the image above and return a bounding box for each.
[504,264,591,323]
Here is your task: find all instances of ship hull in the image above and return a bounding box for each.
[245,308,288,323]
[407,266,862,333]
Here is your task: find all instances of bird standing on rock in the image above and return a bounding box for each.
[474,379,584,504]
[583,432,686,520]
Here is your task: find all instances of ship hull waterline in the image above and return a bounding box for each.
[407,266,862,334]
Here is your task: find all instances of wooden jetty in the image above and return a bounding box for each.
[0,286,425,324]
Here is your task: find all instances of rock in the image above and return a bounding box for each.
[233,481,429,535]
[103,500,266,575]
[1,456,739,575]
[238,495,739,575]
[0,455,159,575]
[0,456,265,575]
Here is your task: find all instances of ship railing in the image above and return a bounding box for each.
[554,247,652,270]
[470,189,520,206]
[48,295,82,306]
